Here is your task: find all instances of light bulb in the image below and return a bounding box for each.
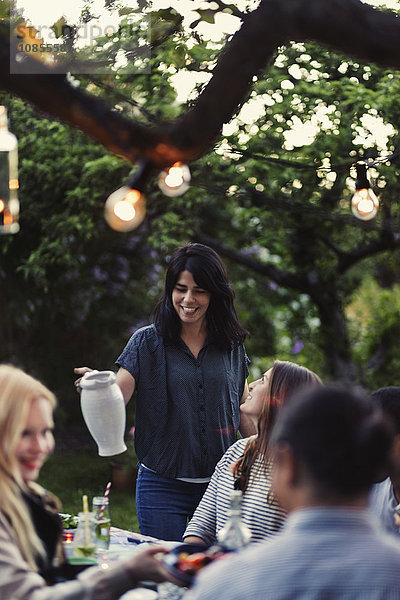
[158,162,191,197]
[104,186,146,232]
[351,187,379,221]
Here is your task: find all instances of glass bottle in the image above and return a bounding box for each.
[72,512,97,559]
[217,489,252,550]
[92,496,111,549]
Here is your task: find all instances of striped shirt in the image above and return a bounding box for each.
[369,477,400,537]
[190,507,400,600]
[183,437,286,544]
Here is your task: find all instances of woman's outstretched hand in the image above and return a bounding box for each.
[73,366,93,393]
[123,545,181,586]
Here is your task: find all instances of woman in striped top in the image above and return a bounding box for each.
[183,360,322,545]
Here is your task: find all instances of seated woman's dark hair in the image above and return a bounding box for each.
[153,243,247,349]
[271,386,394,498]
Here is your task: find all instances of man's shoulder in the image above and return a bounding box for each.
[192,527,400,600]
[192,538,272,597]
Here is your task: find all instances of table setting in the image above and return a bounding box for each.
[62,515,230,600]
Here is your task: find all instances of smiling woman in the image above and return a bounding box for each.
[240,368,272,428]
[75,242,251,542]
[0,364,176,599]
[16,396,55,483]
[172,270,211,329]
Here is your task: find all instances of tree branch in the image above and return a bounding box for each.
[194,231,310,293]
[1,0,400,167]
[337,230,400,273]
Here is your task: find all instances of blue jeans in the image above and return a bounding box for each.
[135,464,209,541]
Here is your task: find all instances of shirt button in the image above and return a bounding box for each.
[200,405,205,411]
[201,428,206,433]
[199,383,203,389]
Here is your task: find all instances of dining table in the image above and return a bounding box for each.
[65,526,187,600]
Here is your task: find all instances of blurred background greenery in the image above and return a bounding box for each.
[38,445,140,532]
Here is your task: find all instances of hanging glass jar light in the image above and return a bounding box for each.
[0,106,19,234]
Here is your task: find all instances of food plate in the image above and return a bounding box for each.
[162,543,227,587]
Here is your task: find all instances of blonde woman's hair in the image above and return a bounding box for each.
[0,364,57,570]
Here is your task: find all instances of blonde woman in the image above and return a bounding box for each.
[0,364,171,600]
[183,360,322,545]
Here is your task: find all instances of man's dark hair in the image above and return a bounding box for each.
[272,386,394,497]
[371,387,400,434]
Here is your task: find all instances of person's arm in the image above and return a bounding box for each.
[183,474,218,546]
[116,367,136,405]
[183,441,249,545]
[239,382,257,438]
[0,515,173,600]
[183,451,231,545]
[183,535,207,544]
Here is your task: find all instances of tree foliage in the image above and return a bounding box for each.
[1,0,400,415]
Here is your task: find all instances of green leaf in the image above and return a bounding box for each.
[51,16,68,39]
[118,7,134,16]
[152,8,182,26]
[196,9,216,24]
[0,0,11,20]
[172,45,186,68]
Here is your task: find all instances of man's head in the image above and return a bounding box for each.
[271,386,394,512]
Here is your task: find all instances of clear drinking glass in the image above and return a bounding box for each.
[92,496,111,549]
[72,512,97,559]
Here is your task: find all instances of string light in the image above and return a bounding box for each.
[158,162,191,197]
[0,106,19,234]
[104,160,152,232]
[104,187,146,232]
[351,162,379,221]
[222,145,397,221]
[103,145,392,228]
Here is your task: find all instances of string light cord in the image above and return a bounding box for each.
[216,146,400,173]
[125,159,154,190]
[195,178,382,230]
[78,76,163,125]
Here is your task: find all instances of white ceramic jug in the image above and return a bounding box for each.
[80,370,127,457]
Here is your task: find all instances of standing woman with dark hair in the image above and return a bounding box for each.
[183,360,322,545]
[75,243,251,541]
